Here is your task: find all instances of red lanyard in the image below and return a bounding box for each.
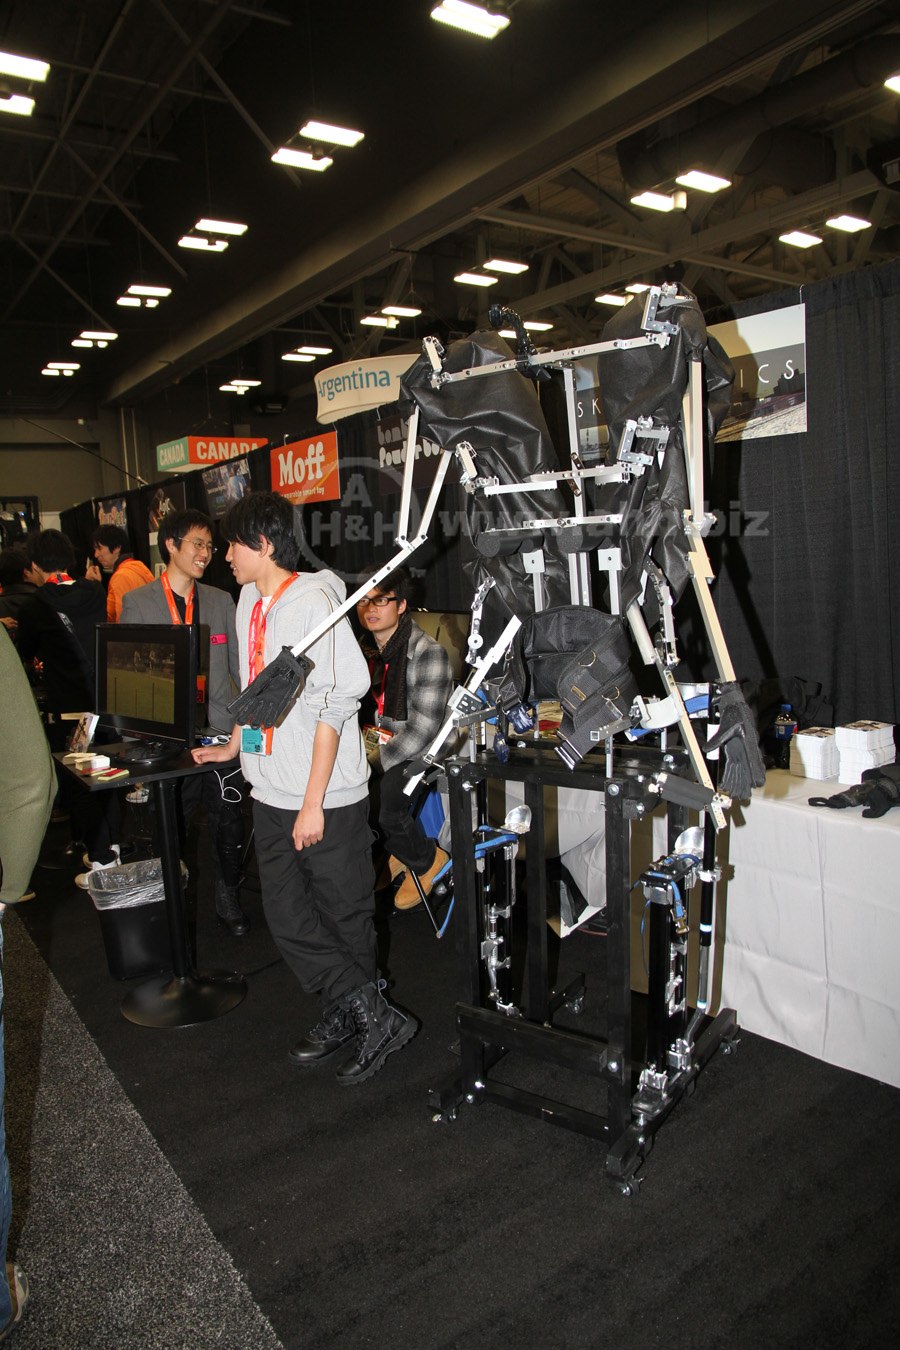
[248,574,297,678]
[46,572,73,584]
[375,664,388,718]
[161,572,193,625]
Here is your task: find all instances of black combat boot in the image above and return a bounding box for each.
[288,1003,355,1067]
[214,877,249,937]
[334,979,418,1086]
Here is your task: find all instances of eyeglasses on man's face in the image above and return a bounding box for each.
[179,536,216,556]
[357,594,397,609]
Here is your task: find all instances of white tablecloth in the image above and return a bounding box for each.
[719,770,900,1089]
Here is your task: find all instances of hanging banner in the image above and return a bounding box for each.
[270,432,341,505]
[96,496,128,529]
[710,304,807,441]
[156,435,269,473]
[315,355,416,424]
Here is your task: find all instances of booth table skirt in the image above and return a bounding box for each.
[719,768,900,1089]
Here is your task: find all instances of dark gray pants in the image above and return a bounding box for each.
[253,797,377,1005]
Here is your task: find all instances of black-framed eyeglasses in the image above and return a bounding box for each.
[358,594,397,609]
[179,537,216,556]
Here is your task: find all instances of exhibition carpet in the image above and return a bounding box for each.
[7,815,900,1349]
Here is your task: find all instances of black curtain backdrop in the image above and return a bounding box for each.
[706,258,900,725]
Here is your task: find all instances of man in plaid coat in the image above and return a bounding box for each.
[357,566,453,910]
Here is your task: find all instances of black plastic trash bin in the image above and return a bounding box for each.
[87,859,178,980]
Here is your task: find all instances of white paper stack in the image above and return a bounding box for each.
[789,727,838,780]
[835,721,896,785]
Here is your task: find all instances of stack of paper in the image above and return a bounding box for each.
[789,727,838,780]
[835,721,896,785]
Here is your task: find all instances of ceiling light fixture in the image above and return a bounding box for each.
[496,329,517,339]
[178,235,229,252]
[453,271,498,287]
[630,189,687,213]
[523,320,552,331]
[430,2,510,40]
[360,314,399,327]
[779,229,822,248]
[270,146,333,171]
[299,120,364,148]
[826,213,871,233]
[195,218,248,236]
[625,282,652,293]
[483,258,528,274]
[884,74,900,94]
[230,378,261,388]
[219,383,244,393]
[382,305,422,317]
[43,361,80,377]
[281,352,316,362]
[80,330,118,341]
[116,296,141,307]
[0,50,50,81]
[41,367,61,377]
[675,169,732,192]
[0,94,35,117]
[128,284,172,297]
[71,339,92,348]
[296,345,333,356]
[595,293,628,307]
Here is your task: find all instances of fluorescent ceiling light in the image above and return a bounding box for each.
[675,169,732,192]
[230,379,261,388]
[219,384,243,393]
[117,296,141,307]
[625,282,652,293]
[0,50,50,81]
[71,339,92,348]
[483,258,528,274]
[360,315,398,327]
[453,271,498,287]
[296,345,333,355]
[41,368,61,376]
[382,305,422,317]
[779,229,821,248]
[47,361,80,370]
[195,217,247,236]
[178,234,228,252]
[299,120,364,147]
[81,330,118,341]
[282,352,316,362]
[523,320,552,331]
[630,190,686,212]
[595,293,628,307]
[826,213,871,233]
[271,147,333,171]
[128,284,171,297]
[431,2,510,40]
[496,329,517,339]
[885,74,900,94]
[0,94,35,116]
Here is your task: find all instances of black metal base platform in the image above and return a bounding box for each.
[121,971,248,1028]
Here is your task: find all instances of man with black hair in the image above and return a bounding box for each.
[357,566,452,910]
[0,545,38,637]
[193,491,417,1084]
[121,508,248,936]
[86,523,153,622]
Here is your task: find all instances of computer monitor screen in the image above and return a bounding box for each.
[95,623,197,749]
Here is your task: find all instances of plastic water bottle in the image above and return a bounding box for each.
[773,703,797,769]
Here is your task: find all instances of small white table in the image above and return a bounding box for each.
[719,769,900,1089]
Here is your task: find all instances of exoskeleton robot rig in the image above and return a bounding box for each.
[229,283,765,1192]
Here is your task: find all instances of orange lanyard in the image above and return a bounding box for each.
[248,573,297,678]
[161,571,193,625]
[46,572,73,584]
[375,664,388,718]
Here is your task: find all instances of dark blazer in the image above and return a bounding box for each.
[121,578,240,732]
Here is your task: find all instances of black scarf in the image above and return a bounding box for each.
[361,610,412,722]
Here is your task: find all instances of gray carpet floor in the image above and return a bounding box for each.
[4,909,283,1349]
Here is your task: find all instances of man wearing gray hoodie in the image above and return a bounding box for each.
[193,492,417,1084]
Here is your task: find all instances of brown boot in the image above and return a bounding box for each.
[394,847,450,911]
[375,855,406,890]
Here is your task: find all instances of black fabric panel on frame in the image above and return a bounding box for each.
[706,258,900,725]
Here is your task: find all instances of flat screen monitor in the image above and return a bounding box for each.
[95,623,197,753]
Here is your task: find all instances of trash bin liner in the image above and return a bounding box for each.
[87,859,180,981]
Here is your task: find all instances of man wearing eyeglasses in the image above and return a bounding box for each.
[357,567,453,910]
[121,508,248,936]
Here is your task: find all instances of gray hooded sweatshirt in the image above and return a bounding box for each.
[235,569,370,812]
